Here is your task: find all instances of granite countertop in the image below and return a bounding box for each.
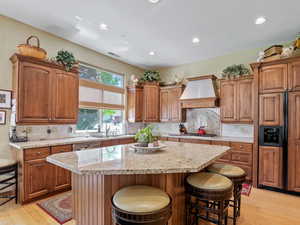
[161,134,253,143]
[46,141,230,175]
[9,135,135,150]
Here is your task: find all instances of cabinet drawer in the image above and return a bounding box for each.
[159,137,168,141]
[118,138,135,145]
[231,152,252,165]
[218,152,231,162]
[24,147,51,161]
[211,141,230,146]
[101,139,119,147]
[51,145,72,154]
[231,163,252,180]
[168,137,180,142]
[180,138,211,144]
[231,142,252,152]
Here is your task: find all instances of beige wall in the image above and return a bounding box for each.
[157,43,291,81]
[0,15,144,158]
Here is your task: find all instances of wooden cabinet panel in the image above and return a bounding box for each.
[288,61,300,91]
[160,89,169,122]
[159,137,168,141]
[24,159,52,201]
[259,93,283,126]
[220,81,237,122]
[211,141,231,146]
[118,138,135,145]
[127,86,143,123]
[238,79,254,123]
[259,64,288,93]
[18,62,52,123]
[259,146,283,188]
[231,142,253,152]
[231,152,252,165]
[24,147,51,161]
[180,138,211,144]
[167,137,180,142]
[51,70,79,123]
[143,84,160,122]
[288,91,300,192]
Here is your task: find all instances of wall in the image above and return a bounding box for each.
[0,15,144,158]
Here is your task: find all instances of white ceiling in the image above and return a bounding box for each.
[1,0,299,69]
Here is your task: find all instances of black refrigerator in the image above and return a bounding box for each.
[258,91,300,193]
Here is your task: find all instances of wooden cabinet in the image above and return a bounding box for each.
[100,137,135,147]
[259,93,283,126]
[126,86,143,122]
[24,159,52,201]
[160,86,186,122]
[220,77,254,123]
[211,141,231,162]
[288,60,300,91]
[259,146,283,188]
[180,138,211,145]
[51,145,72,191]
[51,70,79,123]
[288,91,300,192]
[143,83,160,122]
[259,64,288,93]
[11,54,79,125]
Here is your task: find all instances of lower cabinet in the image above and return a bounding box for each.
[100,138,135,147]
[259,146,283,188]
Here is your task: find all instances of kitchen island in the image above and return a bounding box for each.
[47,141,230,225]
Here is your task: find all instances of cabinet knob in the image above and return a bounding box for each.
[37,152,41,155]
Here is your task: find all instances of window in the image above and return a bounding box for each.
[79,64,124,88]
[77,63,125,134]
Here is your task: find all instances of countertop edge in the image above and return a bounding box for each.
[161,135,254,143]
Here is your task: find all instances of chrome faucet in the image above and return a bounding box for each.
[104,124,110,137]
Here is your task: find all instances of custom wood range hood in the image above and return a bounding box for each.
[180,75,219,108]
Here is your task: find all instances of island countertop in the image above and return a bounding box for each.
[46,141,230,175]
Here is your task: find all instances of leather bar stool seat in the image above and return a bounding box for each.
[207,163,246,225]
[0,159,18,206]
[186,172,233,225]
[112,185,172,225]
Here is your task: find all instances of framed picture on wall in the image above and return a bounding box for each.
[0,111,6,125]
[0,89,12,109]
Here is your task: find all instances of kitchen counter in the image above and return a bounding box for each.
[47,141,230,175]
[161,134,253,143]
[46,141,229,225]
[9,135,135,150]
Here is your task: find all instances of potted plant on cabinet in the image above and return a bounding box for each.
[54,50,77,71]
[221,64,250,79]
[139,70,161,84]
[134,125,155,147]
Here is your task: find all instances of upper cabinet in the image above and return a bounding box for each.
[10,54,79,125]
[143,83,160,122]
[126,86,143,123]
[288,60,300,91]
[160,85,186,122]
[220,76,254,124]
[259,64,288,93]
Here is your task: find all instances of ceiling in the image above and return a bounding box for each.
[1,0,299,69]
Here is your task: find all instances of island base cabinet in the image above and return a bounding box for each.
[72,173,187,225]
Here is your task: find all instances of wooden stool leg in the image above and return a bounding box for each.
[218,200,224,225]
[15,165,18,204]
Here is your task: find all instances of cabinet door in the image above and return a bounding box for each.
[51,145,72,191]
[143,85,160,122]
[288,61,300,91]
[160,89,169,122]
[24,159,52,201]
[18,62,52,124]
[51,70,79,123]
[259,64,288,93]
[259,93,283,126]
[259,146,283,188]
[288,91,300,192]
[237,79,254,123]
[127,87,143,123]
[169,87,185,122]
[211,141,231,162]
[220,81,237,122]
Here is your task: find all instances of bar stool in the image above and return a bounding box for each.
[0,159,18,206]
[207,163,246,225]
[112,185,172,225]
[186,172,233,225]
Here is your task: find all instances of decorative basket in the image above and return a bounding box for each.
[130,143,167,154]
[264,45,283,58]
[17,36,47,59]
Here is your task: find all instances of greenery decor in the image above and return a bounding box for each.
[134,125,155,147]
[222,64,250,79]
[140,70,161,82]
[55,50,76,71]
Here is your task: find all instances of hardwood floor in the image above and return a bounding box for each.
[0,188,300,225]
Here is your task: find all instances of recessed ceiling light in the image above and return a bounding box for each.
[75,16,82,21]
[149,0,160,3]
[100,23,108,30]
[255,16,266,25]
[149,51,155,56]
[192,37,200,44]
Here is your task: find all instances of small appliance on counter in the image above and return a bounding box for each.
[197,126,206,136]
[179,123,187,134]
[9,127,28,143]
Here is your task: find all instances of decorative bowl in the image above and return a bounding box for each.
[130,144,167,154]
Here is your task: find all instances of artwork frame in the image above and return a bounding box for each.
[0,89,12,109]
[0,110,6,125]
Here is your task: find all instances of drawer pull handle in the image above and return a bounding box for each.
[37,152,41,155]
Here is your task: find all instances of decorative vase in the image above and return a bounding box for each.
[295,39,300,49]
[138,141,148,147]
